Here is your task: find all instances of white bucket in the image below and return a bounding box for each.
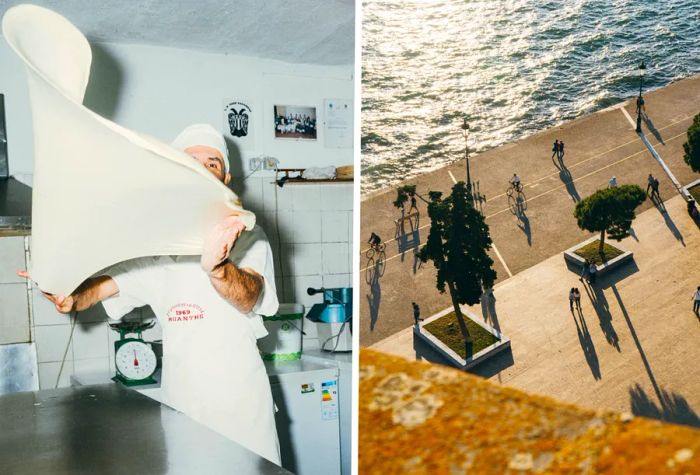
[258,303,304,361]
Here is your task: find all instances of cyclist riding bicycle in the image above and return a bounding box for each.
[510,174,522,193]
[368,232,382,250]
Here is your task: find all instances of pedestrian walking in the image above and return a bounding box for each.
[588,262,597,284]
[551,140,559,160]
[558,141,565,160]
[646,173,655,195]
[573,288,582,310]
[412,302,423,326]
[651,177,660,200]
[569,288,576,312]
[580,259,590,283]
[693,287,700,314]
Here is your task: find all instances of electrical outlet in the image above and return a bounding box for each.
[249,157,263,170]
[264,157,280,170]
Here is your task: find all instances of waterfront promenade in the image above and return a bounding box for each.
[361,73,700,347]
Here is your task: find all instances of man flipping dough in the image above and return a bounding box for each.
[26,124,281,464]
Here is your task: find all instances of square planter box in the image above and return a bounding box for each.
[563,235,633,276]
[682,178,700,202]
[414,306,510,371]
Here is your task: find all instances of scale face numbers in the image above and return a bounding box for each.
[115,341,157,381]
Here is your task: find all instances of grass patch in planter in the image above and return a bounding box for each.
[573,240,624,266]
[423,311,499,359]
[688,183,700,204]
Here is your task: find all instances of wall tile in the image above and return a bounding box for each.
[32,289,70,326]
[321,211,350,243]
[73,357,110,376]
[0,284,29,344]
[293,211,322,243]
[279,243,295,277]
[292,244,322,276]
[34,325,73,363]
[276,211,296,244]
[322,273,351,288]
[0,237,26,284]
[72,323,109,360]
[292,275,323,311]
[322,243,349,275]
[38,361,74,390]
[319,184,352,211]
[292,185,321,211]
[241,176,264,212]
[263,182,293,212]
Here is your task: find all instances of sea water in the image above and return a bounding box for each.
[361,0,700,195]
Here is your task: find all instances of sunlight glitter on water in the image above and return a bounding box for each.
[361,0,700,196]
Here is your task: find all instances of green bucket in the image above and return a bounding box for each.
[259,303,304,361]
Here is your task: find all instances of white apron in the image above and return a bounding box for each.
[102,226,280,465]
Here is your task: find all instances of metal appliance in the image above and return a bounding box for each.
[305,287,352,352]
[0,93,32,230]
[266,359,341,475]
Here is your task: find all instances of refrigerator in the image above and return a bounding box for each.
[265,359,340,475]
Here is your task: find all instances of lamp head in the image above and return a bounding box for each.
[639,60,647,77]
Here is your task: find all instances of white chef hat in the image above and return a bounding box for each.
[171,123,229,173]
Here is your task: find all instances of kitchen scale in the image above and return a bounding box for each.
[109,321,158,386]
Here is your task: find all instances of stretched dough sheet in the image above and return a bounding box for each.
[2,5,255,296]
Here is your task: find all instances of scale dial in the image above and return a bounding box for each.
[115,340,157,381]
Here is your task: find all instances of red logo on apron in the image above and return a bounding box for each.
[166,303,205,322]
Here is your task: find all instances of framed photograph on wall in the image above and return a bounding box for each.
[274,105,317,140]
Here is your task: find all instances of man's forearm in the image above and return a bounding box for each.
[208,262,263,314]
[73,276,118,311]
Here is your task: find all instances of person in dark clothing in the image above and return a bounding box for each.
[368,232,381,249]
[412,302,423,326]
[551,140,559,160]
[558,141,565,160]
[651,177,660,201]
[409,195,418,214]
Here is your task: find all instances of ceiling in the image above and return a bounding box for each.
[0,0,355,65]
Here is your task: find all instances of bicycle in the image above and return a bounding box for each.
[364,243,386,283]
[365,242,386,259]
[506,183,527,214]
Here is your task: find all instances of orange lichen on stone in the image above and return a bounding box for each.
[359,349,700,474]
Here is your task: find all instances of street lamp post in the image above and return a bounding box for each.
[635,60,647,133]
[461,117,472,200]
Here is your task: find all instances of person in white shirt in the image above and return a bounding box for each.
[23,124,281,464]
[693,286,700,314]
[510,173,522,192]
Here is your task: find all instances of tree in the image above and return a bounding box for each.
[393,185,417,209]
[574,185,646,253]
[683,113,700,173]
[418,182,497,347]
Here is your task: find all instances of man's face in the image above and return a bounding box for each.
[184,145,231,185]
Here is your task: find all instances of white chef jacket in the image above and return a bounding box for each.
[101,225,281,464]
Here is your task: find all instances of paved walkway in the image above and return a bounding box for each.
[373,194,700,426]
[361,73,700,346]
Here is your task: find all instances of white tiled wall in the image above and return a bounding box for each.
[0,178,352,389]
[239,178,354,348]
[0,237,29,345]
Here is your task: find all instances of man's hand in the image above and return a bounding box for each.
[17,270,75,314]
[201,215,247,274]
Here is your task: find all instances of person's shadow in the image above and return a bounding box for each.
[572,306,601,379]
[643,115,665,145]
[367,261,382,331]
[515,202,532,246]
[559,166,581,202]
[629,383,700,428]
[583,283,620,351]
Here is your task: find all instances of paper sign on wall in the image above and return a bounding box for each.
[324,99,353,149]
[223,99,255,150]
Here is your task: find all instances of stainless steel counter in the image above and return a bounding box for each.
[0,384,291,475]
